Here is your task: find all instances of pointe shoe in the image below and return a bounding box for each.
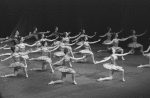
[137,65,143,68]
[25,75,28,78]
[48,81,54,85]
[96,78,103,82]
[73,81,77,85]
[122,78,125,82]
[122,58,125,60]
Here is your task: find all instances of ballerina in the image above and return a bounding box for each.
[106,33,130,60]
[0,46,30,78]
[72,29,97,45]
[74,36,101,64]
[1,31,21,45]
[46,27,66,38]
[95,48,132,82]
[98,27,115,52]
[48,48,86,85]
[62,32,81,45]
[53,37,77,58]
[28,41,59,72]
[128,30,146,54]
[137,46,150,68]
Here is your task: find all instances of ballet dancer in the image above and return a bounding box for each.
[28,41,59,72]
[137,45,150,68]
[0,46,30,78]
[106,33,130,60]
[48,48,86,85]
[128,30,146,54]
[74,36,101,64]
[95,48,132,82]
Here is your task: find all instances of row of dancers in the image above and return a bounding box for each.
[0,27,149,85]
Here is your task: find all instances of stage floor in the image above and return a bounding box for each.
[0,43,150,98]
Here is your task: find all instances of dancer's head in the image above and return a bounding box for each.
[82,29,85,34]
[132,30,136,35]
[115,33,118,38]
[15,31,19,35]
[20,37,25,43]
[55,27,58,32]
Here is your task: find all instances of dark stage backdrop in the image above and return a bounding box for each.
[0,0,150,48]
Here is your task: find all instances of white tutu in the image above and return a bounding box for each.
[103,63,123,71]
[54,51,65,57]
[103,40,111,45]
[9,62,25,68]
[144,53,150,58]
[111,46,122,52]
[36,56,52,63]
[79,49,93,55]
[21,55,29,59]
[128,42,142,48]
[55,66,75,73]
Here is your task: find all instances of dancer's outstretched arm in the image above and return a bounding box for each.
[30,48,41,53]
[95,56,111,64]
[38,31,50,35]
[70,55,86,61]
[116,29,123,34]
[74,44,83,50]
[49,45,59,52]
[99,34,107,37]
[87,32,97,38]
[0,53,11,57]
[105,39,114,45]
[136,30,147,37]
[44,36,58,42]
[144,46,150,53]
[118,36,131,41]
[115,50,132,56]
[24,43,36,47]
[69,32,81,39]
[52,58,65,66]
[65,41,78,46]
[1,55,12,62]
[88,39,101,44]
[0,44,8,49]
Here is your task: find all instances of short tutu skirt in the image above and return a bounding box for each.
[55,66,75,73]
[79,49,93,55]
[144,53,150,58]
[36,56,52,63]
[128,42,142,48]
[103,40,111,45]
[103,63,123,71]
[54,51,65,57]
[19,52,29,59]
[9,62,25,68]
[111,46,122,51]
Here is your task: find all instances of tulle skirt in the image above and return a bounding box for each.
[55,66,75,73]
[54,51,65,57]
[79,49,93,55]
[103,40,111,45]
[144,53,150,58]
[36,56,52,63]
[9,62,25,68]
[103,63,123,71]
[128,42,142,48]
[19,52,29,59]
